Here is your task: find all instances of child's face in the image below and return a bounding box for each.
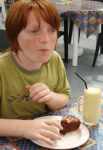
[17,11,57,64]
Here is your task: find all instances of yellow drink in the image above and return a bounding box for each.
[83,87,101,125]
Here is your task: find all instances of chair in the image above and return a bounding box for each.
[58,15,70,63]
[92,24,103,67]
[91,0,103,67]
[58,14,80,63]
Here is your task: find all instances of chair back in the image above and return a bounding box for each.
[0,0,6,21]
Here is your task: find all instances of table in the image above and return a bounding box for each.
[51,0,103,66]
[0,100,103,150]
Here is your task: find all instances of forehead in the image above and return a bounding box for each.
[26,11,40,27]
[26,11,49,29]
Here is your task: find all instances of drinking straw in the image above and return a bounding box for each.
[75,72,88,89]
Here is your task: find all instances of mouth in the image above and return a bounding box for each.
[39,49,50,52]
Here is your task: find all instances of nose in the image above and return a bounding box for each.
[39,31,50,43]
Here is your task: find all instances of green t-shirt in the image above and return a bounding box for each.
[0,50,70,119]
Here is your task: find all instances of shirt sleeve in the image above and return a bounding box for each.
[54,52,71,97]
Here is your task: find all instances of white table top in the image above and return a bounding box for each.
[51,0,103,13]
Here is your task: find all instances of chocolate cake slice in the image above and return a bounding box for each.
[60,115,81,135]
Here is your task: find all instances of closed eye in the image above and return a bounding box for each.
[31,29,40,33]
[49,27,56,33]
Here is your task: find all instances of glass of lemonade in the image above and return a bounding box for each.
[83,87,102,126]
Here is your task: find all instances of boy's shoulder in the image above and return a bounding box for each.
[0,51,10,63]
[50,51,62,62]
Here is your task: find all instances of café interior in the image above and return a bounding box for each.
[0,0,103,149]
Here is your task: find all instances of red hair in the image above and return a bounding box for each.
[5,0,60,52]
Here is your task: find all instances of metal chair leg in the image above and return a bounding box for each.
[100,24,103,54]
[68,20,73,44]
[63,16,69,63]
[92,34,101,67]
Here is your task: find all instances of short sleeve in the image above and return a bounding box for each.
[54,53,71,97]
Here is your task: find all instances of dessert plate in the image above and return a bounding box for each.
[32,115,89,149]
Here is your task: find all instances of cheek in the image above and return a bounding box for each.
[17,33,28,49]
[18,35,38,50]
[50,36,57,48]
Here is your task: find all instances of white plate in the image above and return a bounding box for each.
[32,115,89,149]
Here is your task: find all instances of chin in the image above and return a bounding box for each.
[41,53,52,63]
[41,57,50,64]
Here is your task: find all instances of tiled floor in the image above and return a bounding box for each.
[66,50,103,99]
[56,36,103,100]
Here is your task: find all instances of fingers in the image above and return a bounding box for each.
[37,94,51,103]
[27,83,51,102]
[30,83,48,94]
[35,134,56,146]
[43,124,60,134]
[31,121,62,146]
[45,120,63,130]
[27,119,62,146]
[31,89,50,102]
[41,119,62,139]
[41,129,61,142]
[36,126,61,146]
[30,86,46,97]
[26,83,46,96]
